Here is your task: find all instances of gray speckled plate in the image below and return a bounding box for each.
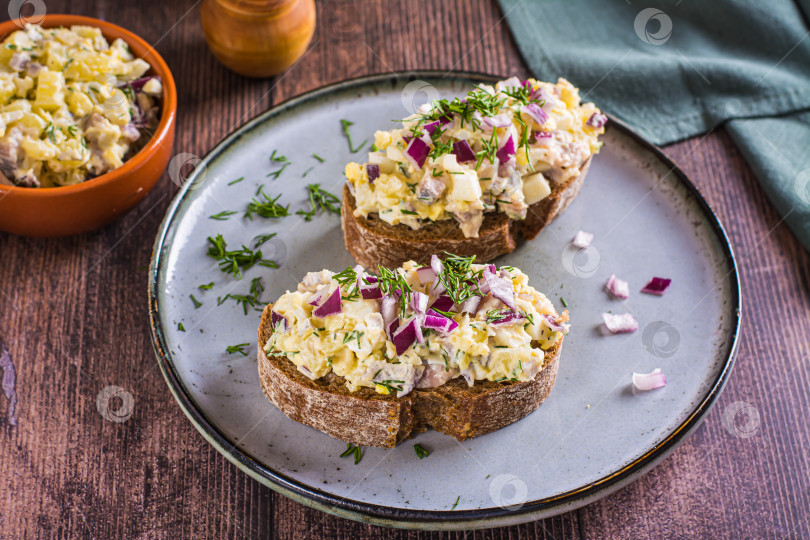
[149,72,740,530]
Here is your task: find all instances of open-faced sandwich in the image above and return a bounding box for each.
[257,253,569,448]
[342,77,606,268]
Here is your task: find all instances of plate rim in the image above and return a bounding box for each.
[148,70,742,530]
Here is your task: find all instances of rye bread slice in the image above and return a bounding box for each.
[341,157,591,268]
[257,303,562,448]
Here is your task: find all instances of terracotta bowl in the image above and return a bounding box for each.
[0,14,177,237]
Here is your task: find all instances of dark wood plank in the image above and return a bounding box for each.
[0,0,807,538]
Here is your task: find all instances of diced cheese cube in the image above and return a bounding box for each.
[522,172,551,204]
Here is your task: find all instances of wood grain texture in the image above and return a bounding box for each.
[0,0,807,538]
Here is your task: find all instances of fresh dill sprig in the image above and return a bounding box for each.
[340,119,368,153]
[376,265,413,317]
[253,232,277,247]
[206,234,278,278]
[269,149,288,163]
[437,253,483,304]
[245,188,290,220]
[296,183,340,221]
[340,443,363,464]
[221,277,265,315]
[226,343,250,356]
[209,210,237,221]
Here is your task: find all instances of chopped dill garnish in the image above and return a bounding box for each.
[198,282,214,290]
[220,277,265,315]
[312,153,325,162]
[177,322,186,332]
[339,443,363,464]
[340,119,368,153]
[225,343,250,356]
[228,176,244,186]
[209,210,237,221]
[451,495,461,510]
[296,183,340,221]
[206,234,278,278]
[266,162,290,179]
[252,232,277,247]
[245,188,290,220]
[189,294,202,308]
[414,443,430,459]
[560,297,568,308]
[269,149,288,163]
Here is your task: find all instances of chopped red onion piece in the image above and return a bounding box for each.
[641,277,672,296]
[490,311,524,326]
[424,310,459,333]
[495,132,516,163]
[410,291,429,313]
[430,254,444,276]
[534,131,552,141]
[497,76,522,92]
[572,230,593,249]
[381,294,398,327]
[424,115,451,135]
[458,296,481,314]
[270,310,287,333]
[530,86,551,105]
[366,164,380,183]
[602,313,639,334]
[522,103,548,126]
[452,140,476,163]
[416,266,436,284]
[605,273,630,299]
[430,295,454,313]
[483,113,512,129]
[587,112,608,128]
[543,314,567,333]
[358,275,382,299]
[429,280,446,296]
[632,369,667,391]
[404,136,431,170]
[129,75,161,92]
[392,317,421,355]
[307,287,329,306]
[483,268,515,310]
[386,318,400,341]
[313,287,342,318]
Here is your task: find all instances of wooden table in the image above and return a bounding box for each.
[1,1,808,537]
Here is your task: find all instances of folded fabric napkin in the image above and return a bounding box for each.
[498,0,810,251]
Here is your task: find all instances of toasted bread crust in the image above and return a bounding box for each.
[341,158,591,268]
[257,304,562,448]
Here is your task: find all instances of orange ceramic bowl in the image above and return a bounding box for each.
[0,15,177,237]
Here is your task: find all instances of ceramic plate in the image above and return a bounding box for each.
[149,73,740,530]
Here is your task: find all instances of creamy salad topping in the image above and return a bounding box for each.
[345,77,606,237]
[265,254,569,397]
[0,24,162,187]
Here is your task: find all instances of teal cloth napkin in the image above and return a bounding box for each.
[498,0,810,251]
